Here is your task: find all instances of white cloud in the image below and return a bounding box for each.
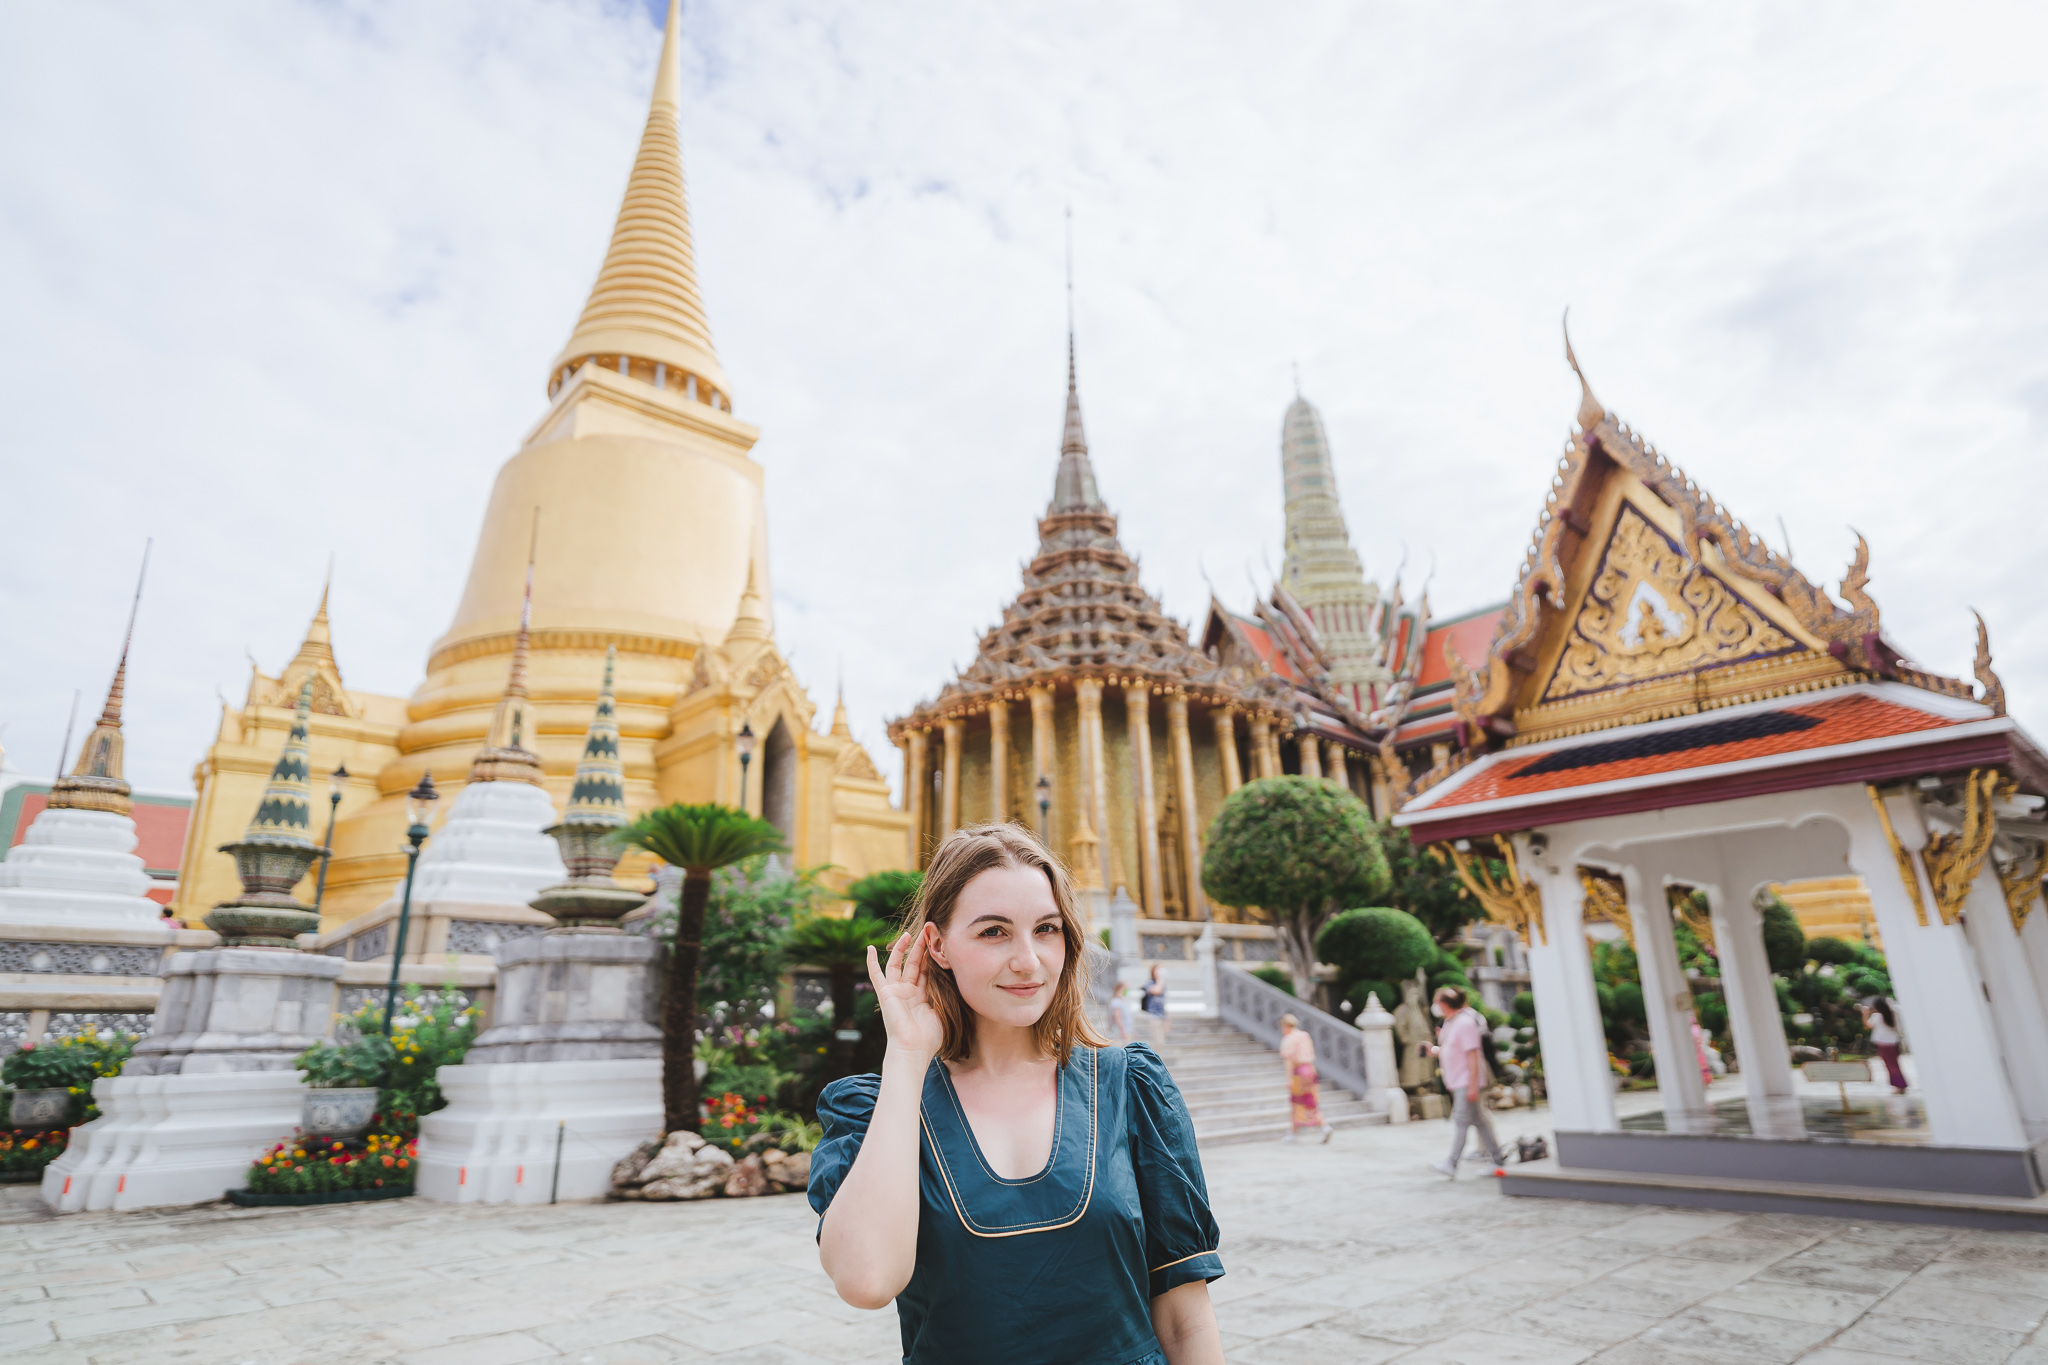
[2,0,2043,797]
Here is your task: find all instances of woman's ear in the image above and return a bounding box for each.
[923,921,949,969]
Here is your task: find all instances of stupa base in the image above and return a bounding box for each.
[40,1069,303,1213]
[415,1058,661,1205]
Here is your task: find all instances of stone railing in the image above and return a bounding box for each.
[1216,963,1379,1106]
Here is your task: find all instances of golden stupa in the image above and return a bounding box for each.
[172,0,908,926]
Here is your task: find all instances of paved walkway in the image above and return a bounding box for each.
[5,1100,2047,1364]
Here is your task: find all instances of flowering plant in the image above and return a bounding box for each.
[700,1091,821,1156]
[246,1132,416,1194]
[1,1033,136,1126]
[0,1126,68,1176]
[294,986,479,1138]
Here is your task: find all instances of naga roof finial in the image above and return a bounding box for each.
[1563,309,1606,434]
[1973,610,2007,717]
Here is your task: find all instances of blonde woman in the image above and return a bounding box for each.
[1278,1014,1333,1144]
[809,824,1225,1365]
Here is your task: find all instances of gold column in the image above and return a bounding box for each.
[1298,728,1322,779]
[1370,753,1395,818]
[988,699,1010,824]
[1212,706,1242,794]
[1269,727,1285,777]
[1248,713,1273,780]
[1166,693,1208,920]
[1124,684,1165,918]
[1076,679,1111,871]
[905,728,929,867]
[940,717,964,837]
[1324,740,1347,790]
[1028,685,1055,841]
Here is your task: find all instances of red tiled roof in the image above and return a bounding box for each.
[6,789,190,875]
[1414,610,1503,690]
[1230,615,1300,683]
[1423,694,1957,810]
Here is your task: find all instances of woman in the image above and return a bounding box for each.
[809,824,1225,1365]
[1143,962,1172,1043]
[1862,996,1907,1093]
[1278,1014,1333,1144]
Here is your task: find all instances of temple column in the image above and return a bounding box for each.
[1212,707,1242,795]
[1618,863,1710,1129]
[940,717,964,838]
[1028,685,1055,841]
[1297,729,1322,780]
[1248,714,1273,780]
[1324,741,1347,791]
[1124,684,1165,919]
[988,701,1010,824]
[904,729,929,868]
[1527,865,1618,1132]
[1076,680,1111,873]
[1267,722,1285,777]
[1166,693,1207,920]
[1370,754,1395,820]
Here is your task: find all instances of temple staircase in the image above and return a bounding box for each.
[1153,1017,1385,1147]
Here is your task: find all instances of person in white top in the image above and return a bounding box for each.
[1861,997,1907,1093]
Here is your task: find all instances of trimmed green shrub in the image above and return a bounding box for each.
[1316,907,1434,987]
[1250,964,1295,995]
[1804,935,1859,966]
[1760,897,1807,974]
[1511,991,1536,1020]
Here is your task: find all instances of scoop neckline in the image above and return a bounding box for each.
[929,1051,1082,1186]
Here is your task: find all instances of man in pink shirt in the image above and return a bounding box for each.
[1426,986,1503,1177]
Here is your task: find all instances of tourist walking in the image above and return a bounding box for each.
[1143,962,1172,1043]
[810,824,1225,1365]
[1109,981,1135,1044]
[1862,997,1908,1093]
[1425,986,1504,1177]
[1278,1014,1334,1144]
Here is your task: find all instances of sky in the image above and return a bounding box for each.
[2,0,2044,798]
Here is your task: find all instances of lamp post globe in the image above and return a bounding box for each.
[312,763,348,917]
[382,771,439,1035]
[736,721,757,809]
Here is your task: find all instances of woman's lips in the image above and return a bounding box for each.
[997,983,1044,996]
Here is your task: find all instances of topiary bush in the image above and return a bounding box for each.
[1804,936,1859,966]
[1316,907,1434,990]
[1760,896,1807,974]
[1344,979,1399,1015]
[1250,964,1295,995]
[1511,991,1536,1021]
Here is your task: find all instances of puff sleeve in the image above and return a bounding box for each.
[807,1072,881,1237]
[1124,1043,1224,1297]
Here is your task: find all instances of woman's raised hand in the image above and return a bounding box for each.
[868,931,945,1060]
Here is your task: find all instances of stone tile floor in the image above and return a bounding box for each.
[5,1099,2047,1364]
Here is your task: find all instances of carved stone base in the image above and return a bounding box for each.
[125,949,345,1074]
[464,932,660,1065]
[415,1058,661,1205]
[40,1069,303,1212]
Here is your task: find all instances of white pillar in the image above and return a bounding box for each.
[1619,863,1710,1129]
[1703,882,1798,1134]
[1526,866,1617,1133]
[1357,991,1405,1119]
[1193,924,1220,1020]
[1961,863,2048,1136]
[1846,789,2025,1148]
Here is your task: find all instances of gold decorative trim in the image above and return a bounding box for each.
[1997,844,2045,936]
[1509,651,1852,748]
[1673,887,1716,953]
[1151,1249,1221,1274]
[427,627,698,675]
[1973,611,2008,717]
[920,1047,1098,1238]
[1866,784,1928,928]
[1919,769,2001,927]
[1579,870,1632,949]
[1435,838,1546,945]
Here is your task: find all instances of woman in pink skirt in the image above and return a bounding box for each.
[1278,1015,1333,1143]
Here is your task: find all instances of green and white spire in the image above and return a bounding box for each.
[564,646,627,827]
[244,678,316,846]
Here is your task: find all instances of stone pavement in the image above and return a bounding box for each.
[5,1099,2048,1365]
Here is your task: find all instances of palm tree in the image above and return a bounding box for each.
[618,803,788,1134]
[845,868,923,923]
[783,913,900,1074]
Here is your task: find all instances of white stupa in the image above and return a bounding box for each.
[0,574,165,932]
[378,543,565,915]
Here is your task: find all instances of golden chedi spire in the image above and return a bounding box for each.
[51,543,149,816]
[550,0,729,407]
[471,523,547,785]
[724,558,771,649]
[562,647,628,828]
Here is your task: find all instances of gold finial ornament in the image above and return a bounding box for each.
[1920,768,2001,927]
[208,678,329,948]
[471,516,546,785]
[1972,610,2007,717]
[1563,310,1605,434]
[51,541,150,816]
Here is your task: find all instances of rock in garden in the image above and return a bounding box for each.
[724,1154,768,1198]
[636,1131,714,1185]
[612,1139,661,1189]
[765,1150,810,1191]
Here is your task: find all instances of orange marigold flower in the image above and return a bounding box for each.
[397,1158,408,1168]
[382,1156,394,1167]
[23,1139,38,1151]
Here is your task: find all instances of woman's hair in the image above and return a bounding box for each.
[1871,997,1896,1028]
[1280,1013,1299,1029]
[901,822,1109,1066]
[1149,963,1165,981]
[1434,985,1467,1010]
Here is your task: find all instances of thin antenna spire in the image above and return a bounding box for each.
[1063,205,1076,391]
[1292,361,1301,397]
[55,689,80,783]
[1776,515,1795,562]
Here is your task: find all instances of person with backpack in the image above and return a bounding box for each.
[1424,986,1504,1178]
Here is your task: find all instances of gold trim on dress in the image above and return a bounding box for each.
[922,1046,1099,1239]
[1149,1248,1221,1274]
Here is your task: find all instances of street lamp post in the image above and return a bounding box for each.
[736,721,757,810]
[381,772,439,1036]
[1035,773,1052,841]
[312,763,348,917]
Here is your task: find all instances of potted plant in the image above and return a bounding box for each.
[294,1032,390,1141]
[2,1040,98,1129]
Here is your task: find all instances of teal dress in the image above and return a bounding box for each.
[809,1043,1223,1365]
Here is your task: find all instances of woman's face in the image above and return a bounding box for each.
[926,863,1067,1030]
